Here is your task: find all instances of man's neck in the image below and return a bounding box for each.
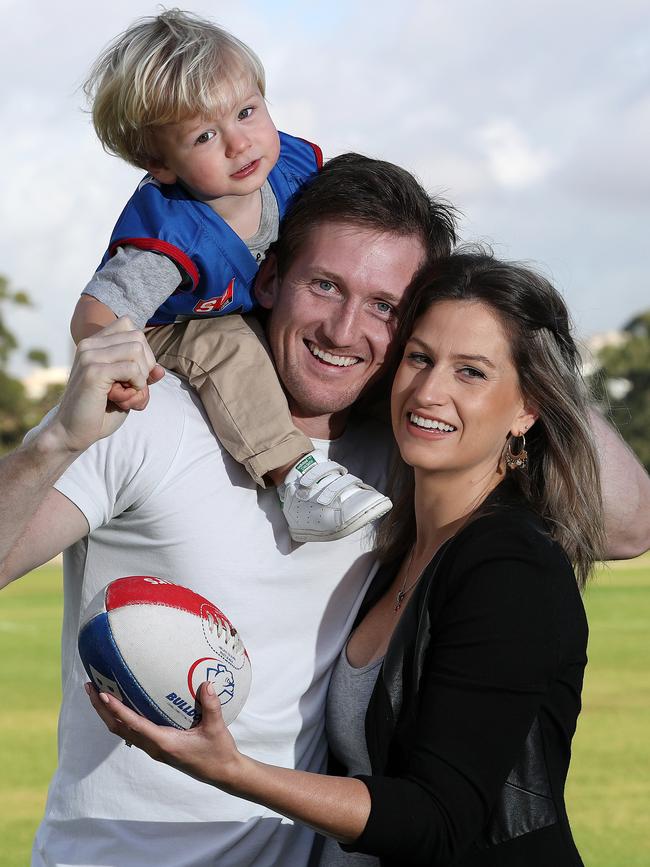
[290,408,351,442]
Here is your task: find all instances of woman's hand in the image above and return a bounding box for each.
[87,680,371,843]
[85,680,244,791]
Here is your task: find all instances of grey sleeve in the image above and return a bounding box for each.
[82,246,186,329]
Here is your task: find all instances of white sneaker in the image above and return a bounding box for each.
[279,451,392,543]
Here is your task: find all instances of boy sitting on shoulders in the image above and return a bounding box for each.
[72,9,391,542]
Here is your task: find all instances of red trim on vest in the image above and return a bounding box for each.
[109,238,200,289]
[299,138,323,170]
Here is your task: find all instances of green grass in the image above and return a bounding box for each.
[1,558,649,866]
[0,564,62,867]
[567,556,650,865]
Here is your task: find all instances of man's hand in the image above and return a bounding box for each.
[0,318,164,588]
[49,318,164,454]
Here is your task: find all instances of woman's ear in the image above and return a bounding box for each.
[254,252,279,310]
[511,402,539,437]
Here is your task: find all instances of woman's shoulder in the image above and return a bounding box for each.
[456,501,554,551]
[439,489,577,597]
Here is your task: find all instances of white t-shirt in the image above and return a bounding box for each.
[32,374,390,867]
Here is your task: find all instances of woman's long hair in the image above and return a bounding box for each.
[376,247,605,588]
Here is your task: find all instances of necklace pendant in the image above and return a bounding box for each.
[395,590,406,612]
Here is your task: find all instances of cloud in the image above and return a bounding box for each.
[476,120,553,189]
[1,0,649,374]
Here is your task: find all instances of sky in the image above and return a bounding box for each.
[1,0,649,374]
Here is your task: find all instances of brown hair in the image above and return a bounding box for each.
[273,152,458,276]
[376,247,605,588]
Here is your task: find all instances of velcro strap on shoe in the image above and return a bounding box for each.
[316,473,368,506]
[299,461,347,488]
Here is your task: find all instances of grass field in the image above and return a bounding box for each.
[1,558,649,866]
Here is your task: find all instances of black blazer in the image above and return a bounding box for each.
[338,489,587,867]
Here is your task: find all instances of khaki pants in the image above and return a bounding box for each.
[146,315,312,486]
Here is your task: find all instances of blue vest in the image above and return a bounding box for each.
[99,132,322,326]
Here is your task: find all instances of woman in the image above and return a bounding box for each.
[89,250,604,866]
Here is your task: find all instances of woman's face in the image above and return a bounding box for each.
[391,299,537,478]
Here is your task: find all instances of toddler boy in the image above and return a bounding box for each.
[72,9,391,541]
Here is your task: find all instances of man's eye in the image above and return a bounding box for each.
[195,130,215,145]
[318,280,335,292]
[238,107,254,121]
[375,301,394,316]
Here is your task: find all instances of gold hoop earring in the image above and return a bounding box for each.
[506,433,528,470]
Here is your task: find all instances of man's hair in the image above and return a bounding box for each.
[273,153,458,276]
[376,247,605,587]
[84,8,266,169]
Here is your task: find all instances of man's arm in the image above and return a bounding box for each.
[0,319,163,587]
[591,408,650,559]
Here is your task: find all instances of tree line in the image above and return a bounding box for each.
[0,276,65,455]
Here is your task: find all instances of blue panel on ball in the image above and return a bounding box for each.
[78,613,180,728]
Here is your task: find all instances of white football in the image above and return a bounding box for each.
[78,575,252,729]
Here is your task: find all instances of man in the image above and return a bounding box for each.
[0,155,648,867]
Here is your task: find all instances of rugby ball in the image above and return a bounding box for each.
[78,576,251,729]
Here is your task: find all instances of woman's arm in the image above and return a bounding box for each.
[87,681,371,843]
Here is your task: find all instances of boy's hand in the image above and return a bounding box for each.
[107,381,152,411]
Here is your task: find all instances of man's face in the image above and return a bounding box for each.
[257,221,426,436]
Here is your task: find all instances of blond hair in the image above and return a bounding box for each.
[84,8,266,168]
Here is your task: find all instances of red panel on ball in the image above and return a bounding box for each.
[105,576,230,629]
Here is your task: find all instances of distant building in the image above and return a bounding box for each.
[580,329,632,400]
[579,329,627,378]
[22,366,69,399]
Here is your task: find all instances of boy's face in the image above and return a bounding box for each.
[146,86,280,204]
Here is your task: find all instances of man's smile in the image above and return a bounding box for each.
[306,340,360,368]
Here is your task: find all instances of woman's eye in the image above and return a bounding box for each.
[459,366,485,379]
[407,352,430,365]
[195,130,215,145]
[238,107,254,121]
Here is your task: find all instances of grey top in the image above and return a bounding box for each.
[82,182,279,329]
[246,179,279,263]
[318,644,383,867]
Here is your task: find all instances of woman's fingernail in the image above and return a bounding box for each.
[205,681,214,696]
[99,692,110,704]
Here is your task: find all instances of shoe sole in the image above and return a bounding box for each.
[289,497,393,543]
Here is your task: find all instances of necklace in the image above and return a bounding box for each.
[394,548,423,612]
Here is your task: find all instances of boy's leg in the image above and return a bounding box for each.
[146,315,312,486]
[146,316,392,541]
